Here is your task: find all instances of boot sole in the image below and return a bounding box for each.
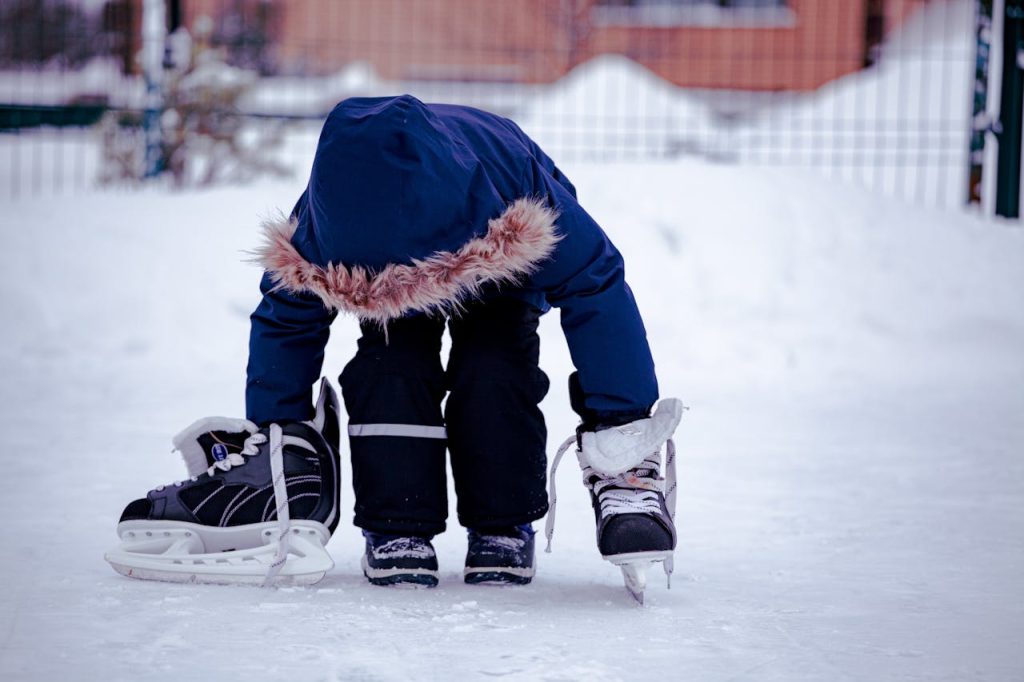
[464,566,534,585]
[602,550,673,565]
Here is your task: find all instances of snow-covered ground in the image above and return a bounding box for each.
[0,158,1021,681]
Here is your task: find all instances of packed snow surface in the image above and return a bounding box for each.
[1,160,1022,681]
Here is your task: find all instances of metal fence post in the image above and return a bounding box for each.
[141,0,167,179]
[996,0,1024,218]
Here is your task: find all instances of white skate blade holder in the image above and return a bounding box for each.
[606,551,673,605]
[580,398,684,605]
[105,519,333,586]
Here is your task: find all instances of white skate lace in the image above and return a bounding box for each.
[589,456,666,517]
[154,431,268,491]
[263,424,291,584]
[544,434,677,559]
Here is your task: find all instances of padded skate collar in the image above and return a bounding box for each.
[172,417,258,478]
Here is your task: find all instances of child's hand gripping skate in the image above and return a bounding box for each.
[545,399,684,604]
[104,379,342,586]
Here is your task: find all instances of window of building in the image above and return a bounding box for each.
[592,0,794,28]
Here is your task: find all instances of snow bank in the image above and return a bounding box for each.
[732,0,974,206]
[0,58,144,108]
[241,61,383,117]
[518,54,715,159]
[516,0,974,206]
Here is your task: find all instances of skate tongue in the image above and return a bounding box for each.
[580,398,684,476]
[306,378,341,454]
[172,417,259,477]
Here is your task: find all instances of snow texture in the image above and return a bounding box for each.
[0,156,1021,680]
[370,538,437,561]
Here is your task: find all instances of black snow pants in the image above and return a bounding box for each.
[339,298,550,537]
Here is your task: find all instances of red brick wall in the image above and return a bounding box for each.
[268,0,568,82]
[179,0,929,91]
[582,0,868,91]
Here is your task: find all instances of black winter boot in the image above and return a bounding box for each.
[464,524,536,585]
[361,532,439,587]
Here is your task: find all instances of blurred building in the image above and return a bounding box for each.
[175,0,927,90]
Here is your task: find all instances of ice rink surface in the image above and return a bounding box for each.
[0,157,1022,681]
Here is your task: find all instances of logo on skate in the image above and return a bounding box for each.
[211,443,229,461]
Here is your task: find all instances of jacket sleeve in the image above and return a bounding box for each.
[245,272,336,425]
[246,190,338,424]
[524,162,658,421]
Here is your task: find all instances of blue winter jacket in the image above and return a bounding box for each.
[246,95,657,425]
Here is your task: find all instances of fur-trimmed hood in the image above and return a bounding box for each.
[246,97,662,427]
[254,196,560,324]
[253,96,561,323]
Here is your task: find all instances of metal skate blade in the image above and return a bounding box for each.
[620,563,648,606]
[604,552,672,605]
[107,560,327,586]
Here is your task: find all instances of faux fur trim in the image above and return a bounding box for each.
[252,197,561,324]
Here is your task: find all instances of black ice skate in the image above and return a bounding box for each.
[361,533,439,587]
[105,379,342,586]
[545,399,684,604]
[464,525,536,585]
